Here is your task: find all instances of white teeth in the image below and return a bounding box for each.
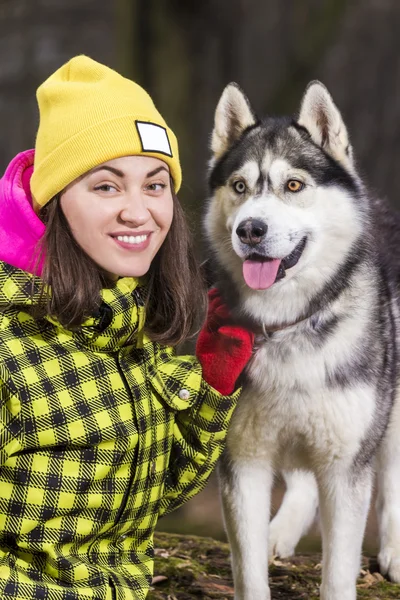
[116,234,148,244]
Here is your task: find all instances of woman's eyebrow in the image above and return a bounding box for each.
[90,165,125,178]
[88,165,169,179]
[146,166,169,178]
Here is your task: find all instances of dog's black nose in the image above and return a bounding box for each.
[236,219,268,245]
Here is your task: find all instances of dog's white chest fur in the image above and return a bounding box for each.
[227,325,375,470]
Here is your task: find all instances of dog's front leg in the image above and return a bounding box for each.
[318,467,372,600]
[219,451,273,600]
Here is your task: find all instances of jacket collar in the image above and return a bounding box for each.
[0,262,147,352]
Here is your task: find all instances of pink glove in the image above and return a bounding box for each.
[196,288,254,395]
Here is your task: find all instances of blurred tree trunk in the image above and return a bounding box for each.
[317,0,400,204]
[0,0,115,170]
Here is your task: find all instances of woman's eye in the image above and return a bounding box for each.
[147,182,167,192]
[286,179,304,193]
[94,184,117,192]
[233,180,246,194]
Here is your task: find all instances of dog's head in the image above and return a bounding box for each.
[205,81,367,319]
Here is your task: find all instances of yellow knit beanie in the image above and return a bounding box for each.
[31,55,181,207]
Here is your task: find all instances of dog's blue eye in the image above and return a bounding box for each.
[233,180,246,194]
[286,179,304,192]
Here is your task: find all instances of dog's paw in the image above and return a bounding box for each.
[378,546,400,583]
[268,516,297,559]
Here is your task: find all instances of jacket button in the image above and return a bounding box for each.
[178,389,190,400]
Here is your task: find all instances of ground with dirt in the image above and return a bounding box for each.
[149,532,400,599]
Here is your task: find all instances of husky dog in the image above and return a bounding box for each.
[205,81,400,600]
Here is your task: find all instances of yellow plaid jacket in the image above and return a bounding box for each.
[0,262,239,600]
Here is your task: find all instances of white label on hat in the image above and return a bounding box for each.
[136,121,172,157]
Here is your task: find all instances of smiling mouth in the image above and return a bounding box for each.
[242,236,307,290]
[110,232,152,250]
[115,234,148,245]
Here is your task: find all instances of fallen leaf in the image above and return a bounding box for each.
[154,548,170,558]
[202,582,235,595]
[357,571,381,588]
[151,575,168,585]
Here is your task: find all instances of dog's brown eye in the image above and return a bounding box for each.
[233,180,246,194]
[286,179,304,193]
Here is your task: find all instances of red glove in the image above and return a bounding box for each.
[196,288,255,395]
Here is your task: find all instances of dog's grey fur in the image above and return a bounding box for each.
[205,81,400,600]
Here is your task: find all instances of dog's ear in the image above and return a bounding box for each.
[211,83,256,159]
[298,81,354,169]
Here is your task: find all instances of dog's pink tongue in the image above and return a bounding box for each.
[243,259,281,290]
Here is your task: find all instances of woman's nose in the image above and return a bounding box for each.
[119,193,150,225]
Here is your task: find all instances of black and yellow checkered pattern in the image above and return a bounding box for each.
[0,262,239,600]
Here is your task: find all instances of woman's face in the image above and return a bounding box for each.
[60,155,174,279]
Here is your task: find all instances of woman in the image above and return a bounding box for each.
[0,56,253,599]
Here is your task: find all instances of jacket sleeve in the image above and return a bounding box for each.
[0,366,22,466]
[148,346,240,517]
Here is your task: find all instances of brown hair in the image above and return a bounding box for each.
[35,189,206,346]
